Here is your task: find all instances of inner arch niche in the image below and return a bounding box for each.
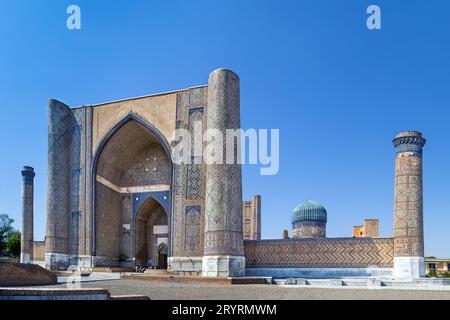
[134,197,168,268]
[93,117,172,267]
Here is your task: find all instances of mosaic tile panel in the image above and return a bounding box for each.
[46,100,70,254]
[84,106,93,256]
[70,108,84,256]
[393,133,426,257]
[185,206,201,252]
[68,107,94,257]
[172,87,207,257]
[71,211,81,250]
[244,238,394,268]
[204,69,244,256]
[185,108,204,200]
[132,191,171,218]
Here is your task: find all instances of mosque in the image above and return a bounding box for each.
[291,200,328,238]
[19,69,426,280]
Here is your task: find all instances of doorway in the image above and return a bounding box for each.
[135,197,168,268]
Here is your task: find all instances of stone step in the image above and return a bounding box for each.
[122,273,232,284]
[92,267,132,273]
[144,269,171,275]
[110,295,150,300]
[171,270,202,277]
[280,278,384,287]
[0,288,150,300]
[0,288,110,300]
[122,274,271,285]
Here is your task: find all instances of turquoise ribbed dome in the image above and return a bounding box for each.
[292,200,327,224]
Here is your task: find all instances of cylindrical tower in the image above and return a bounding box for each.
[202,68,245,277]
[45,99,71,270]
[292,200,327,238]
[20,166,35,263]
[392,131,426,279]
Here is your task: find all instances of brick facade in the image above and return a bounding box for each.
[242,195,261,240]
[244,238,394,268]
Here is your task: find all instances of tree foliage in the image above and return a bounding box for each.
[6,231,21,257]
[0,214,15,255]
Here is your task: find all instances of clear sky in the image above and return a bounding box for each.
[1,0,449,257]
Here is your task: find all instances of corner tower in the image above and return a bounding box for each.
[202,69,245,277]
[45,99,71,269]
[392,131,426,279]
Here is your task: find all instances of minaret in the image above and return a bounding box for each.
[45,99,71,270]
[202,69,245,277]
[20,166,35,263]
[392,131,426,279]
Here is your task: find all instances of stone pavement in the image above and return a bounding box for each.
[51,279,450,300]
[57,272,121,284]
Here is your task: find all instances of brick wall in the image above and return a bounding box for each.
[0,261,56,286]
[244,237,394,268]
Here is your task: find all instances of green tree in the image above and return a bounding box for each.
[6,231,21,257]
[0,214,14,255]
[428,270,438,278]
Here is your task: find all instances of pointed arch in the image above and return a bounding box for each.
[91,113,173,258]
[133,195,168,267]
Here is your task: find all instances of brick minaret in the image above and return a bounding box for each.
[20,166,35,263]
[392,131,426,279]
[202,69,245,277]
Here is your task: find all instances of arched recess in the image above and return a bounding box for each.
[91,113,173,267]
[133,196,169,268]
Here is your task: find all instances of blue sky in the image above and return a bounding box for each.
[1,0,449,257]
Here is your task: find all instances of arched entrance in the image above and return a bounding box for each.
[158,243,168,269]
[92,115,173,267]
[134,197,168,268]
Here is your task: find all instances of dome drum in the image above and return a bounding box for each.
[292,200,327,238]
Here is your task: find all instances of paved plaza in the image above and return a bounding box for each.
[43,279,450,300]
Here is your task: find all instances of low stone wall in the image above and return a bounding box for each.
[0,258,19,264]
[0,288,110,300]
[246,267,393,279]
[169,257,203,272]
[0,261,57,287]
[244,237,394,269]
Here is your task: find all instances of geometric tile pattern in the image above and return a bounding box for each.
[69,106,93,257]
[70,108,84,256]
[292,221,326,238]
[204,69,244,256]
[244,238,394,268]
[172,87,208,257]
[71,211,81,249]
[46,100,70,254]
[185,108,204,200]
[190,87,204,106]
[185,206,201,251]
[393,133,426,257]
[132,191,171,219]
[46,102,93,265]
[185,163,202,199]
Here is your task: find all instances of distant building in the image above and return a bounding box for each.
[425,258,450,275]
[353,219,379,238]
[242,195,261,240]
[292,200,327,238]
